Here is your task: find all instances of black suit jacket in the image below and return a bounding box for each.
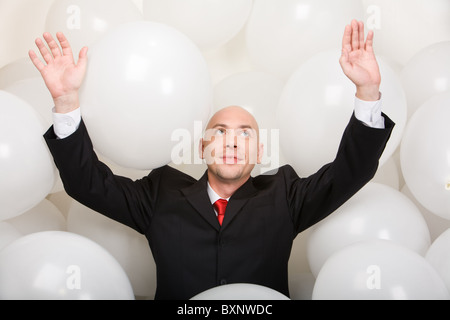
[44,113,394,300]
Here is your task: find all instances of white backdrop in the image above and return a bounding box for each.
[1,0,450,300]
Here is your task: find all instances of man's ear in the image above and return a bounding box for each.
[257,143,264,164]
[199,138,205,160]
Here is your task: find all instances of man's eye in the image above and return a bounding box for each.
[238,129,253,138]
[215,129,225,135]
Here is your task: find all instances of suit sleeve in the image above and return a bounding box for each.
[285,112,395,235]
[44,119,160,234]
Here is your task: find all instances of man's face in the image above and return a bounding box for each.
[200,106,264,183]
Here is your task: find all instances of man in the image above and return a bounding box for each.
[29,20,394,300]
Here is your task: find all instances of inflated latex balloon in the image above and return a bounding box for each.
[277,50,406,177]
[312,240,450,300]
[307,182,431,278]
[190,283,290,300]
[45,0,143,59]
[4,77,53,127]
[246,0,364,80]
[400,92,450,220]
[67,200,156,299]
[400,41,450,119]
[0,231,135,300]
[80,21,213,170]
[426,229,450,293]
[362,0,450,67]
[0,91,55,221]
[143,0,253,52]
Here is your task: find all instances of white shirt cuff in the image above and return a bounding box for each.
[354,93,385,129]
[52,107,81,139]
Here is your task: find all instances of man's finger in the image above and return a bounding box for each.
[351,19,359,51]
[77,47,89,69]
[43,32,62,59]
[28,50,46,73]
[358,21,365,49]
[57,32,74,59]
[35,37,53,64]
[365,30,374,52]
[342,24,352,53]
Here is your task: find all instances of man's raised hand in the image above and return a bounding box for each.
[339,20,381,101]
[29,32,88,114]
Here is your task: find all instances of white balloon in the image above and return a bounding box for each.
[312,240,450,300]
[426,229,450,293]
[400,41,450,119]
[190,283,290,300]
[246,0,364,80]
[277,50,406,177]
[400,92,450,220]
[45,0,144,58]
[307,182,431,278]
[0,231,135,300]
[143,0,253,52]
[4,77,53,128]
[362,0,450,67]
[0,91,56,221]
[67,200,156,299]
[80,21,213,170]
[6,199,66,235]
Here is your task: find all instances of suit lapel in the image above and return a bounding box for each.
[181,171,221,231]
[181,170,259,231]
[221,176,258,230]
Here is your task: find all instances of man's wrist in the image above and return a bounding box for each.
[53,92,80,114]
[355,85,381,101]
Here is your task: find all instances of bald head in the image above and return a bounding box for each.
[206,105,260,137]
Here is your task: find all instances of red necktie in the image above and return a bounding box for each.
[213,199,228,226]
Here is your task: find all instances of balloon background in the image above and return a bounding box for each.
[0,0,449,300]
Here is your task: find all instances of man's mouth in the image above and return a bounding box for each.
[221,155,244,164]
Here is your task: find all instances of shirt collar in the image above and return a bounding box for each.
[207,182,230,204]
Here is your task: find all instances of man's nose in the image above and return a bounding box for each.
[224,131,237,148]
